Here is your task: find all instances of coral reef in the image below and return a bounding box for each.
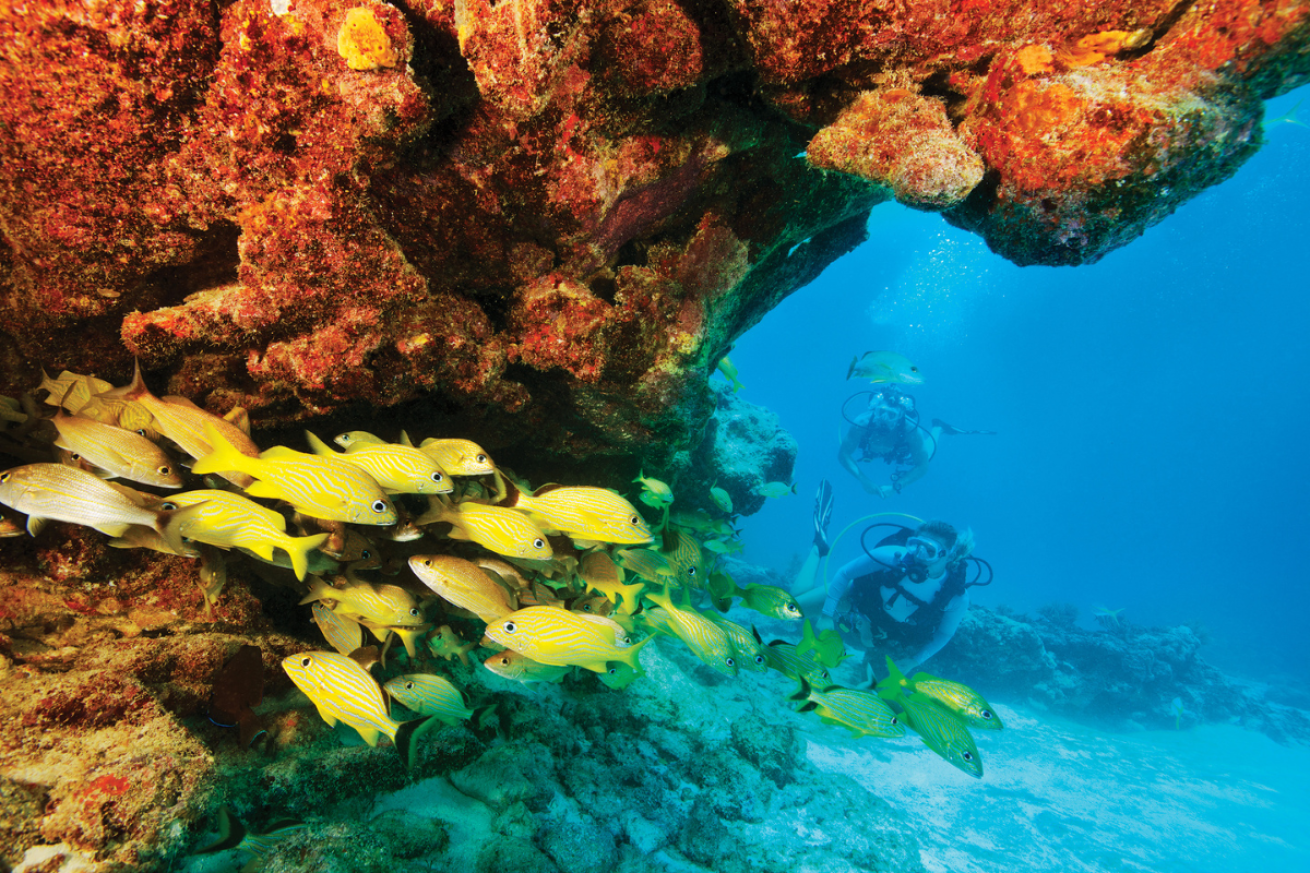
[928,606,1310,745]
[1,0,1306,482]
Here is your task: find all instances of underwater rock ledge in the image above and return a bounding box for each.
[1,0,1307,476]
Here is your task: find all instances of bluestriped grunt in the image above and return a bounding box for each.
[417,497,551,560]
[383,673,476,725]
[304,431,452,495]
[162,490,328,581]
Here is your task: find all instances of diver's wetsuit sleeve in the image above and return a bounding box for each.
[822,548,898,616]
[904,589,971,670]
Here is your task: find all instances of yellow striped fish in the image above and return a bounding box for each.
[122,363,259,485]
[281,651,426,764]
[660,529,706,586]
[643,587,738,676]
[50,407,182,489]
[614,547,676,584]
[738,583,803,620]
[507,482,652,545]
[484,606,650,673]
[383,674,476,726]
[162,490,328,581]
[909,672,1004,730]
[597,660,644,690]
[312,603,365,656]
[304,431,452,495]
[790,678,905,738]
[417,437,495,476]
[408,554,514,623]
[427,624,477,665]
[763,641,832,687]
[704,613,770,672]
[300,576,424,628]
[193,425,397,525]
[40,369,112,413]
[0,463,197,553]
[417,497,551,560]
[481,649,571,684]
[578,552,645,614]
[899,692,983,778]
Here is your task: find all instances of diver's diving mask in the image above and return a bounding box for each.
[906,536,946,564]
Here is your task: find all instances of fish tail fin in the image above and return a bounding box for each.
[191,423,256,478]
[797,619,818,659]
[788,676,813,702]
[154,502,207,557]
[614,635,653,672]
[846,355,857,380]
[196,806,248,854]
[876,656,909,702]
[731,376,744,393]
[298,575,332,606]
[283,532,330,582]
[394,715,434,769]
[632,468,645,485]
[303,430,336,456]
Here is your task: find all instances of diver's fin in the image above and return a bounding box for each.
[812,479,834,556]
[930,418,997,436]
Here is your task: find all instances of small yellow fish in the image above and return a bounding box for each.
[40,370,113,413]
[704,613,770,671]
[408,554,515,623]
[304,431,452,495]
[507,482,653,545]
[481,649,571,684]
[162,490,329,581]
[716,355,744,392]
[0,463,196,553]
[796,618,849,668]
[484,606,650,673]
[50,407,182,489]
[632,469,674,508]
[709,483,733,514]
[847,350,924,384]
[643,586,738,676]
[614,547,676,584]
[281,651,426,763]
[300,576,424,629]
[757,481,797,499]
[763,641,832,687]
[660,529,706,587]
[417,497,552,560]
[790,678,905,739]
[383,674,476,726]
[739,583,803,620]
[418,437,496,476]
[122,363,260,485]
[596,660,644,690]
[578,551,646,614]
[193,424,397,525]
[908,670,1003,731]
[898,692,983,778]
[427,624,477,665]
[312,602,365,656]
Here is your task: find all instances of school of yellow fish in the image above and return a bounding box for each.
[0,366,1000,776]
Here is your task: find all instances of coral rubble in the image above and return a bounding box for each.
[1,0,1304,477]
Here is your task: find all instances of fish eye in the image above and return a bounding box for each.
[533,538,545,549]
[962,751,973,761]
[409,608,420,617]
[982,710,992,719]
[891,717,899,725]
[421,558,431,566]
[160,502,178,511]
[725,657,735,667]
[71,453,81,461]
[372,500,388,512]
[476,454,487,463]
[503,622,516,633]
[300,656,312,667]
[136,429,147,436]
[0,473,7,482]
[405,682,414,690]
[629,516,638,524]
[361,549,372,559]
[430,472,444,482]
[754,655,765,666]
[688,567,696,576]
[608,667,618,675]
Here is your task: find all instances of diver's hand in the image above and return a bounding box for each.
[871,484,895,499]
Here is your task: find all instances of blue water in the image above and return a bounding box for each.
[729,88,1310,684]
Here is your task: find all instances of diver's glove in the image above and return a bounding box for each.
[813,478,834,557]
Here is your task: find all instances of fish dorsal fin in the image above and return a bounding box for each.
[259,446,300,460]
[303,431,337,456]
[122,359,155,403]
[399,430,414,448]
[532,482,564,495]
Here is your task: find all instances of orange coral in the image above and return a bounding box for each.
[337,7,397,71]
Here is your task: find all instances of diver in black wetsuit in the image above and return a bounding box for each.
[837,386,992,498]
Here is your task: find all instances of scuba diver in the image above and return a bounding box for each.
[794,480,992,677]
[837,385,993,498]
